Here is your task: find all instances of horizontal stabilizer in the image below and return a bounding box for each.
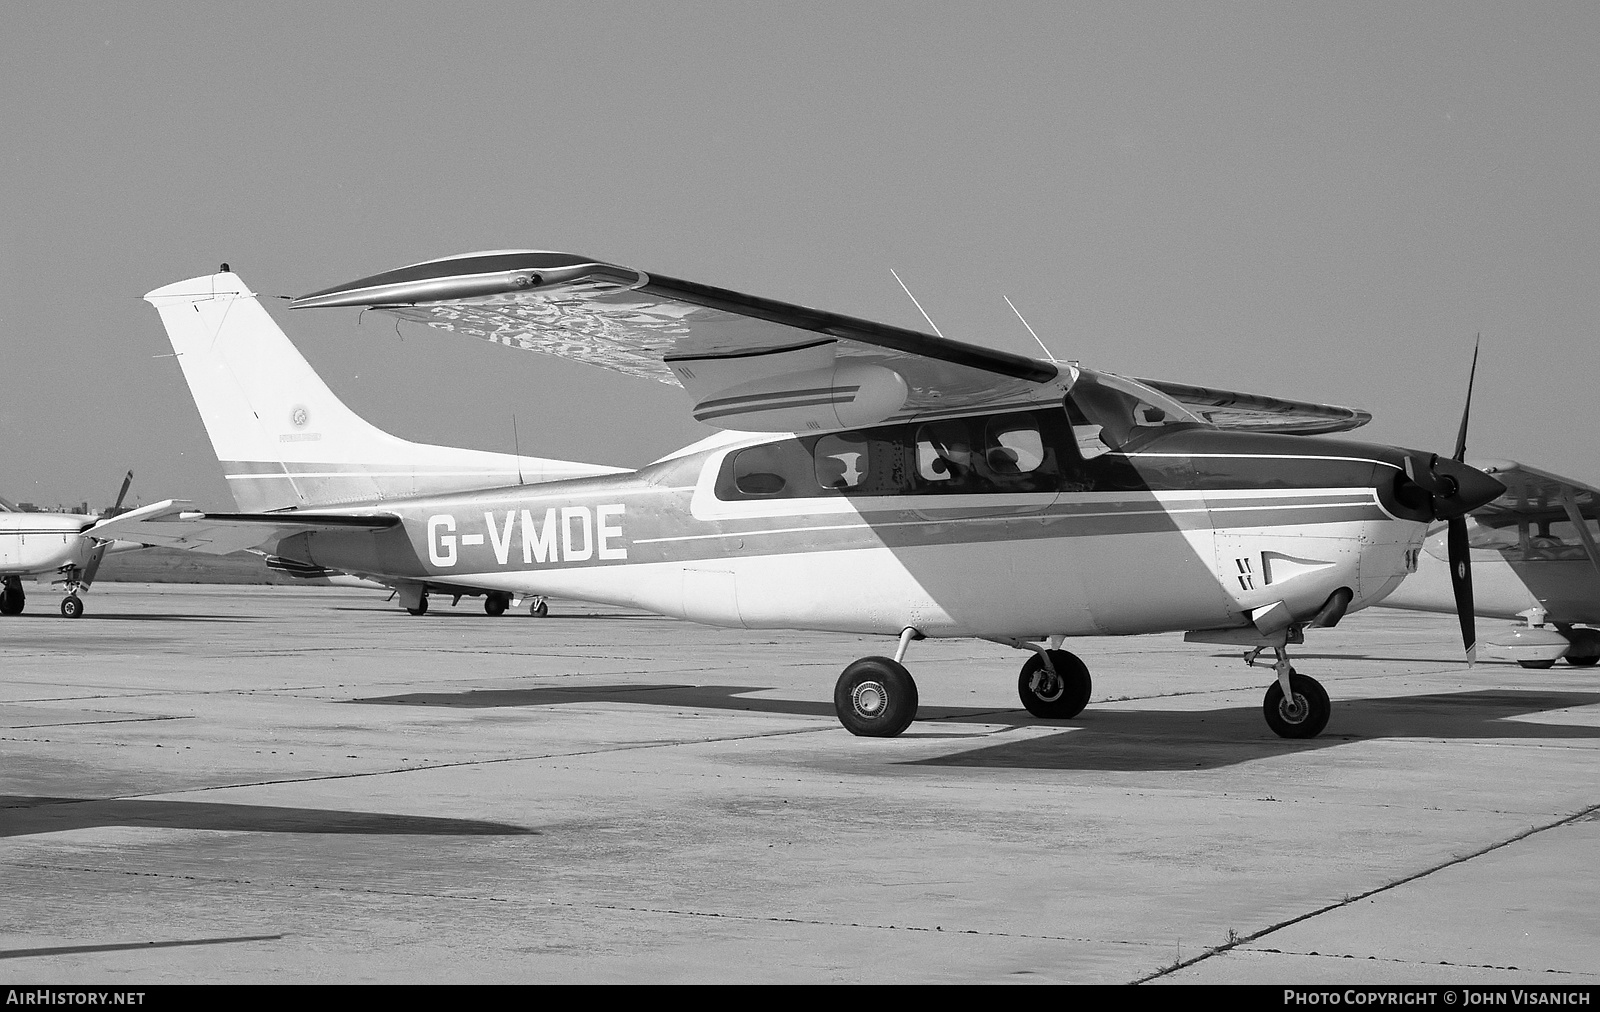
[85,500,399,556]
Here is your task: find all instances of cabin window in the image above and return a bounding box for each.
[714,404,1172,501]
[815,433,870,490]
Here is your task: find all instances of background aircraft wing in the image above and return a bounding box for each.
[292,250,1368,434]
[1469,460,1600,537]
[86,500,400,555]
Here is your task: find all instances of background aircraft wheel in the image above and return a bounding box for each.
[530,599,548,617]
[484,593,509,616]
[407,595,429,617]
[1518,659,1556,669]
[1017,650,1091,718]
[1262,670,1330,739]
[1565,654,1599,667]
[60,595,84,619]
[834,657,918,737]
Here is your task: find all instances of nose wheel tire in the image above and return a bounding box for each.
[59,595,84,619]
[530,598,549,617]
[1262,670,1331,739]
[1017,650,1092,719]
[834,657,918,737]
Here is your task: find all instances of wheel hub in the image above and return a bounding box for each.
[1030,671,1064,702]
[852,681,888,717]
[1279,692,1308,724]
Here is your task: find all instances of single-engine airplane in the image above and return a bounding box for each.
[0,472,144,617]
[111,253,1505,739]
[1379,459,1600,668]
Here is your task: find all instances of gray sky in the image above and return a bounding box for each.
[3,2,1597,509]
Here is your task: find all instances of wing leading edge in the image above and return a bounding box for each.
[291,250,1370,436]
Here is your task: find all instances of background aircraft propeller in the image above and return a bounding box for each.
[80,470,133,589]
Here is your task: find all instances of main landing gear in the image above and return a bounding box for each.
[831,630,1097,737]
[0,577,24,616]
[1247,645,1331,739]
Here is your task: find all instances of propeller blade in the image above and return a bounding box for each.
[112,470,134,512]
[1447,515,1476,664]
[80,542,109,590]
[1452,338,1479,463]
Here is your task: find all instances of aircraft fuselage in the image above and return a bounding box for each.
[0,512,96,577]
[275,411,1437,641]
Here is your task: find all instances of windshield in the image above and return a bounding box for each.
[1064,370,1203,456]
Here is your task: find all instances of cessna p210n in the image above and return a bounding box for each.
[110,253,1505,740]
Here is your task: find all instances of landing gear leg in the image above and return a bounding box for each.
[1255,646,1330,739]
[833,627,922,737]
[0,577,24,616]
[1016,645,1092,719]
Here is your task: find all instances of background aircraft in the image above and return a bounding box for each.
[0,472,142,617]
[107,256,1503,740]
[1379,460,1600,668]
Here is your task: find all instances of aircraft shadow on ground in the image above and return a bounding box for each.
[0,796,535,839]
[2,614,250,623]
[353,684,1600,772]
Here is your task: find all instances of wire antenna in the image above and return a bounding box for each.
[512,415,525,485]
[890,268,945,338]
[1004,295,1057,362]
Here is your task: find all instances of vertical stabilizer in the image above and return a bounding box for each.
[144,270,623,511]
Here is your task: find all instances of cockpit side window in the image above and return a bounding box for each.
[731,441,817,497]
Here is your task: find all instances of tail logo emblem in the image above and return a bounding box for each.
[291,406,309,428]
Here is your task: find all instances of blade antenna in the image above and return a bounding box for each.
[889,269,944,338]
[1004,295,1058,362]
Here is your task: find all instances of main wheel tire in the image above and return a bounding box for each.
[0,585,24,616]
[484,594,509,616]
[1017,650,1092,719]
[1518,659,1557,670]
[406,595,429,617]
[60,595,84,619]
[834,657,918,737]
[1262,670,1331,739]
[1562,629,1600,666]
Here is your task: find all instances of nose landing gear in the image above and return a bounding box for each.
[1248,645,1331,739]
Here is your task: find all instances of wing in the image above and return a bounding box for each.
[86,500,400,555]
[292,251,1063,431]
[1135,378,1371,435]
[291,250,1371,435]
